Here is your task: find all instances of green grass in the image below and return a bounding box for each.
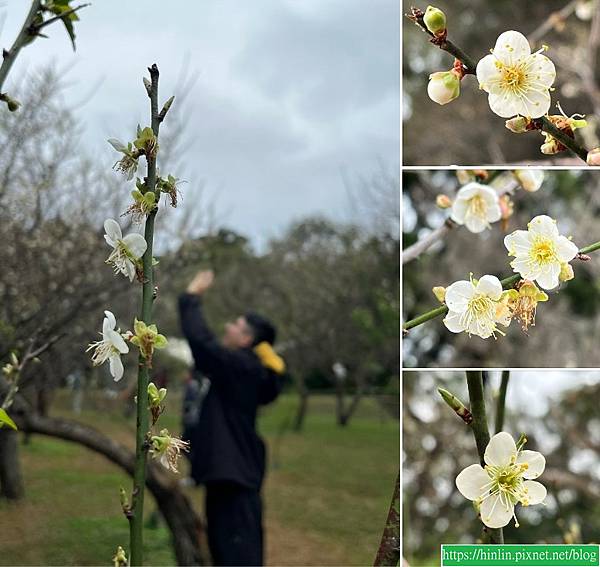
[0,391,398,566]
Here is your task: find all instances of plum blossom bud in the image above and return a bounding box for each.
[514,170,544,192]
[423,6,447,37]
[456,170,473,184]
[505,116,530,133]
[427,70,460,105]
[432,286,446,303]
[438,387,473,424]
[559,262,575,282]
[436,194,452,209]
[586,148,600,166]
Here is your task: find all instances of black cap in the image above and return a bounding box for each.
[245,312,277,346]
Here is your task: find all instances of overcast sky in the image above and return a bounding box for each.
[1,0,399,249]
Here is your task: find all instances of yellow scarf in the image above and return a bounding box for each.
[254,341,286,375]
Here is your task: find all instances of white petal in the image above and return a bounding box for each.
[522,480,547,505]
[486,203,502,223]
[104,219,122,247]
[535,263,560,290]
[476,275,503,300]
[528,215,559,238]
[107,138,127,152]
[484,432,516,467]
[122,233,148,259]
[456,464,491,500]
[513,89,551,119]
[450,199,468,224]
[517,450,546,479]
[504,230,532,256]
[125,260,136,282]
[526,53,556,88]
[480,493,514,528]
[488,90,523,118]
[103,310,116,334]
[110,355,124,381]
[107,329,129,354]
[555,236,578,263]
[511,257,540,281]
[476,54,502,92]
[445,280,475,312]
[455,182,486,200]
[464,215,489,233]
[493,31,532,64]
[443,311,466,333]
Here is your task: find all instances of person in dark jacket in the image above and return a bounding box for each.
[178,269,285,567]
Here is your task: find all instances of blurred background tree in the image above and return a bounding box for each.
[403,371,600,566]
[403,0,600,165]
[403,169,600,367]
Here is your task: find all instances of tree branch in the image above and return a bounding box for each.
[373,472,400,567]
[495,370,509,433]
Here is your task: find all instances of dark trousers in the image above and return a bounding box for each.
[205,481,263,566]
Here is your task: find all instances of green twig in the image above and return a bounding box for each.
[129,63,161,567]
[0,0,42,92]
[465,371,504,544]
[495,371,510,433]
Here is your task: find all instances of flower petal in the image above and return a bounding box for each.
[464,215,489,233]
[528,215,559,238]
[456,182,486,200]
[445,280,475,312]
[504,230,532,256]
[480,492,514,528]
[103,310,116,334]
[104,219,122,247]
[476,54,502,93]
[122,233,148,259]
[450,199,468,224]
[526,53,556,88]
[517,450,546,479]
[108,329,129,354]
[535,263,560,290]
[476,275,503,300]
[443,311,466,333]
[456,464,491,500]
[110,355,124,382]
[522,480,547,505]
[484,431,516,467]
[493,31,532,64]
[555,236,578,263]
[488,91,522,118]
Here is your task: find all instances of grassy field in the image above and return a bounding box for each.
[0,391,398,566]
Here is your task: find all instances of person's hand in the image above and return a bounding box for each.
[186,270,215,296]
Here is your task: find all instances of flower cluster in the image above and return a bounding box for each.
[104,219,147,282]
[456,432,546,528]
[86,311,129,381]
[436,214,578,339]
[149,429,190,473]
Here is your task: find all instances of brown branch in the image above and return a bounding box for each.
[373,472,400,566]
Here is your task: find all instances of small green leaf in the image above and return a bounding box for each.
[0,408,17,430]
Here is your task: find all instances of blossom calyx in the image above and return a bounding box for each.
[432,286,446,303]
[134,125,159,159]
[130,319,168,364]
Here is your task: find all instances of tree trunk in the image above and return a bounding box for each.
[15,412,207,566]
[293,377,309,431]
[0,428,25,499]
[373,472,400,566]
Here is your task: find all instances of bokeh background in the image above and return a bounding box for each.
[402,0,600,165]
[0,1,400,565]
[403,370,600,566]
[403,169,600,368]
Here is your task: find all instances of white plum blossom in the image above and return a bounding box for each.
[450,183,502,233]
[149,429,190,473]
[104,219,147,282]
[504,215,579,290]
[514,169,544,192]
[476,31,555,118]
[443,275,511,339]
[456,432,546,528]
[87,311,129,381]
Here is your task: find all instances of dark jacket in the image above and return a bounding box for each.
[178,293,280,490]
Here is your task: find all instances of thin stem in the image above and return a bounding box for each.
[33,3,89,32]
[373,472,400,567]
[536,116,588,163]
[403,239,600,332]
[495,371,510,433]
[129,63,161,567]
[465,371,504,544]
[0,0,42,92]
